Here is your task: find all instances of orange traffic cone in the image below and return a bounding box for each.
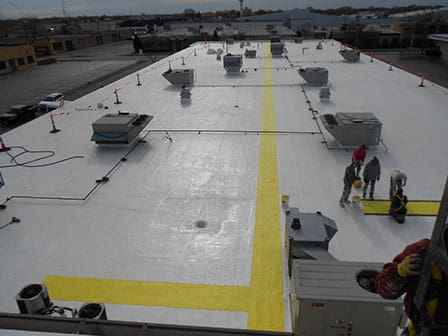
[49,113,60,133]
[0,136,10,152]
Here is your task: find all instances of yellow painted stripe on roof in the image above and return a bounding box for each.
[362,200,440,216]
[44,276,249,311]
[43,43,285,332]
[247,43,284,332]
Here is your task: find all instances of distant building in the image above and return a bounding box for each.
[0,44,37,75]
[428,34,448,62]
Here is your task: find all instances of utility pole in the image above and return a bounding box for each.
[61,0,68,18]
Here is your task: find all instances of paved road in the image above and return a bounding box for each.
[0,40,169,133]
[372,50,448,89]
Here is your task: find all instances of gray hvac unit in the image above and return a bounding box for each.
[298,67,328,85]
[162,68,195,86]
[78,302,107,320]
[291,260,404,336]
[91,113,153,145]
[245,49,256,58]
[285,208,337,275]
[16,284,52,315]
[319,112,382,146]
[271,42,284,56]
[340,49,361,62]
[223,54,243,73]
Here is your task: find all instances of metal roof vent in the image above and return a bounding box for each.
[78,302,107,320]
[223,54,243,73]
[16,284,51,315]
[298,67,328,85]
[285,208,337,275]
[162,68,195,86]
[245,49,256,58]
[180,85,191,101]
[271,42,284,56]
[316,41,323,49]
[319,86,331,99]
[339,49,361,62]
[91,113,153,145]
[319,112,382,146]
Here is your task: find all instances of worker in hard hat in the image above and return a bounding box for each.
[377,236,448,336]
[390,170,407,199]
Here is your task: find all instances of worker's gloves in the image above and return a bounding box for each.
[397,253,424,277]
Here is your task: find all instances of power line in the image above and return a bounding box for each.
[7,0,27,17]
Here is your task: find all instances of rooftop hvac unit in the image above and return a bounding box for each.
[91,113,153,145]
[78,303,107,320]
[340,49,361,62]
[162,68,195,86]
[223,54,243,73]
[291,260,405,336]
[226,38,234,45]
[298,67,328,85]
[207,48,216,54]
[285,208,337,275]
[271,42,284,56]
[16,284,51,315]
[319,112,382,146]
[244,49,256,58]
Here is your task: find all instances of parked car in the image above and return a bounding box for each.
[38,92,64,113]
[0,104,37,125]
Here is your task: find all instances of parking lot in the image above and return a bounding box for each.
[0,40,168,133]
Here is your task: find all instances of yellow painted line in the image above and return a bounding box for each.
[43,43,285,332]
[247,43,284,332]
[362,200,440,216]
[44,276,249,311]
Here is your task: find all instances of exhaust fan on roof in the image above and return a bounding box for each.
[298,67,328,85]
[319,112,382,146]
[223,54,243,73]
[162,68,195,86]
[339,49,360,62]
[91,113,153,145]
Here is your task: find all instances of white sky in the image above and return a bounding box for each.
[1,0,447,19]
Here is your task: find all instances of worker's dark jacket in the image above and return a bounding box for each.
[390,194,408,216]
[343,165,356,187]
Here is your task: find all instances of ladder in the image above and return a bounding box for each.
[414,177,448,336]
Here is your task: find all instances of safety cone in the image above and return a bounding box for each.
[49,113,60,133]
[137,73,142,86]
[419,75,425,87]
[0,136,11,152]
[114,88,122,104]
